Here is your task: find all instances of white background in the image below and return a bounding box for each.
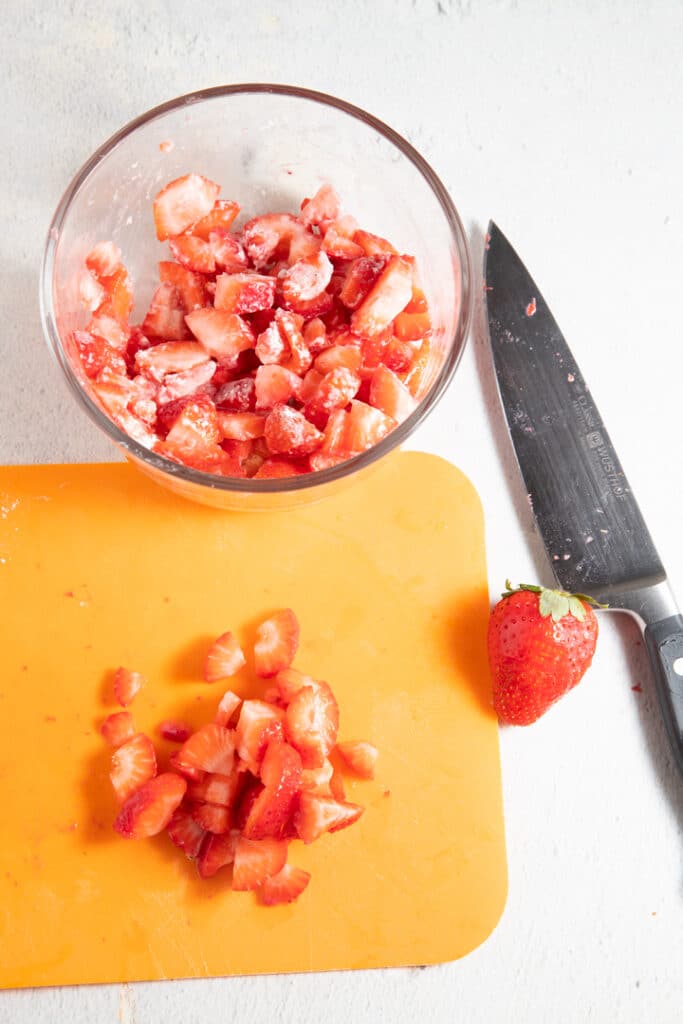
[2,1,682,1021]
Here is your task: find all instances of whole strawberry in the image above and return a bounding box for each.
[488,581,603,725]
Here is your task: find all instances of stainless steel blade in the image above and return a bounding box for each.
[484,221,665,608]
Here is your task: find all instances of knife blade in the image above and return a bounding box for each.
[485,221,683,775]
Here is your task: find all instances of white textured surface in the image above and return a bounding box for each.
[2,1,682,1021]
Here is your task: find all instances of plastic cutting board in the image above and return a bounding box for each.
[0,451,506,988]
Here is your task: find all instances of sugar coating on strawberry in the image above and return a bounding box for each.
[113,667,146,708]
[71,178,434,479]
[488,581,601,726]
[204,631,246,682]
[254,609,300,677]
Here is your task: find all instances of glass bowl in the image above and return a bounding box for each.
[40,84,471,510]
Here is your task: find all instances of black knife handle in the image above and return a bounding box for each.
[644,615,683,777]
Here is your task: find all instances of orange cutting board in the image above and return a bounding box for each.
[0,452,506,988]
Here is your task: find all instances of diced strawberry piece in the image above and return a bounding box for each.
[261,863,311,905]
[405,286,429,314]
[273,668,316,703]
[88,312,130,351]
[93,380,158,449]
[345,400,396,453]
[284,682,339,769]
[113,666,145,707]
[166,807,206,859]
[322,216,364,260]
[308,451,350,472]
[176,723,235,774]
[185,307,255,364]
[254,364,302,409]
[329,767,347,802]
[351,256,413,337]
[209,230,248,272]
[153,174,220,241]
[99,265,134,324]
[169,235,216,274]
[72,330,127,379]
[401,337,431,398]
[141,283,189,340]
[79,270,106,312]
[164,395,220,452]
[299,368,323,403]
[301,758,334,794]
[359,330,391,373]
[253,458,307,479]
[288,224,322,263]
[339,256,390,310]
[101,711,136,748]
[197,829,239,878]
[217,411,267,441]
[156,359,217,405]
[189,199,241,241]
[241,436,269,477]
[114,772,187,839]
[255,320,286,365]
[275,309,312,375]
[234,779,263,830]
[306,367,361,426]
[313,343,362,375]
[169,751,205,782]
[188,771,242,808]
[191,802,232,834]
[368,365,418,422]
[158,720,192,743]
[353,229,398,256]
[320,408,351,454]
[381,337,415,373]
[242,213,299,268]
[393,311,431,341]
[214,273,276,315]
[253,608,300,679]
[281,251,334,309]
[235,699,286,773]
[215,690,242,727]
[283,290,334,321]
[158,261,208,312]
[299,184,340,229]
[264,405,323,457]
[336,741,378,779]
[135,341,210,382]
[295,792,363,844]
[243,741,303,840]
[231,836,288,891]
[110,733,157,803]
[204,631,246,682]
[303,318,328,355]
[215,377,256,412]
[263,686,284,705]
[86,241,122,279]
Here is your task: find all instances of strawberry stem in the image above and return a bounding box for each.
[501,581,608,622]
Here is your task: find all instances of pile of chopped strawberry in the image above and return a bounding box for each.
[101,609,378,905]
[72,178,433,478]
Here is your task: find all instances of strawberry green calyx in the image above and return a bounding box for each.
[500,580,608,623]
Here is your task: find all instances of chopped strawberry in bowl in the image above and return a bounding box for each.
[41,85,471,509]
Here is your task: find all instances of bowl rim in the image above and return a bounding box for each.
[40,82,472,494]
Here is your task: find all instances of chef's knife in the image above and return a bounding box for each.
[484,222,683,775]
